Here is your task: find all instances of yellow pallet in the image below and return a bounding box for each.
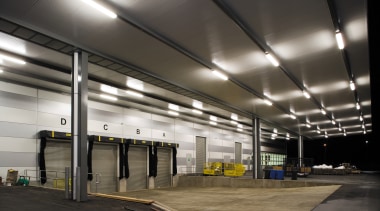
[203,162,223,175]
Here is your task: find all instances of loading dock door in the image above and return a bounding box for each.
[127,146,147,191]
[90,143,117,193]
[196,136,206,174]
[156,147,171,188]
[45,140,70,188]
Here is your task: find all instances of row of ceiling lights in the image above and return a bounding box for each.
[80,0,367,138]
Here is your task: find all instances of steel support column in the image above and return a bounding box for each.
[71,50,88,201]
[252,117,261,179]
[298,135,304,169]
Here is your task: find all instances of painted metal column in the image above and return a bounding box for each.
[298,135,304,169]
[252,117,261,179]
[71,50,88,201]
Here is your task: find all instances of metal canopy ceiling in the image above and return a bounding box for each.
[0,0,371,140]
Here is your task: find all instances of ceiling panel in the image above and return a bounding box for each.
[0,0,371,140]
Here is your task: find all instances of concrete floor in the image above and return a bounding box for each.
[113,185,341,211]
[111,173,380,211]
[1,173,378,211]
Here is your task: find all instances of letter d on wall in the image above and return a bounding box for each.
[61,118,67,125]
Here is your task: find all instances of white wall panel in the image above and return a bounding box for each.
[0,106,37,124]
[124,125,152,139]
[89,101,123,114]
[174,133,194,143]
[38,99,70,115]
[0,137,36,153]
[37,112,71,129]
[152,129,174,141]
[123,116,153,127]
[209,151,223,159]
[175,119,193,127]
[152,114,174,124]
[223,140,235,147]
[88,120,123,135]
[0,81,37,97]
[38,90,70,103]
[36,126,71,134]
[124,108,151,119]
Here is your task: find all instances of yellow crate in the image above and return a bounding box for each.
[53,178,71,189]
[224,163,246,177]
[203,162,223,175]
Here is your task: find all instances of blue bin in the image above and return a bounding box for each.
[275,170,284,180]
[269,170,276,179]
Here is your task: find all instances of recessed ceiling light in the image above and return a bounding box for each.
[349,80,356,90]
[212,70,228,80]
[209,121,217,126]
[303,90,311,99]
[335,32,344,49]
[100,84,118,95]
[168,103,179,111]
[265,53,279,67]
[192,109,202,115]
[126,90,143,98]
[264,99,273,106]
[100,94,117,101]
[210,115,217,121]
[81,0,117,18]
[168,110,179,116]
[0,54,26,65]
[192,100,203,109]
[231,113,238,121]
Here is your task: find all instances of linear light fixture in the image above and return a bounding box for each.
[321,108,326,115]
[100,94,117,101]
[230,120,237,125]
[356,102,360,110]
[209,121,217,126]
[349,80,356,90]
[168,103,179,111]
[363,130,366,134]
[212,70,228,80]
[338,123,342,131]
[100,84,118,95]
[231,113,238,121]
[286,133,290,140]
[289,113,296,120]
[331,119,336,125]
[0,69,3,73]
[265,53,279,67]
[0,54,26,65]
[81,0,117,18]
[210,115,217,121]
[237,124,243,129]
[168,110,179,116]
[192,109,202,115]
[343,130,347,136]
[303,90,311,99]
[192,100,203,110]
[335,32,344,49]
[264,99,273,106]
[237,128,243,132]
[306,123,311,128]
[359,115,363,121]
[126,90,143,98]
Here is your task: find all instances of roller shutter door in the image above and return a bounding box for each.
[155,147,171,188]
[235,142,242,163]
[196,136,206,174]
[45,140,70,188]
[127,146,147,191]
[90,143,117,193]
